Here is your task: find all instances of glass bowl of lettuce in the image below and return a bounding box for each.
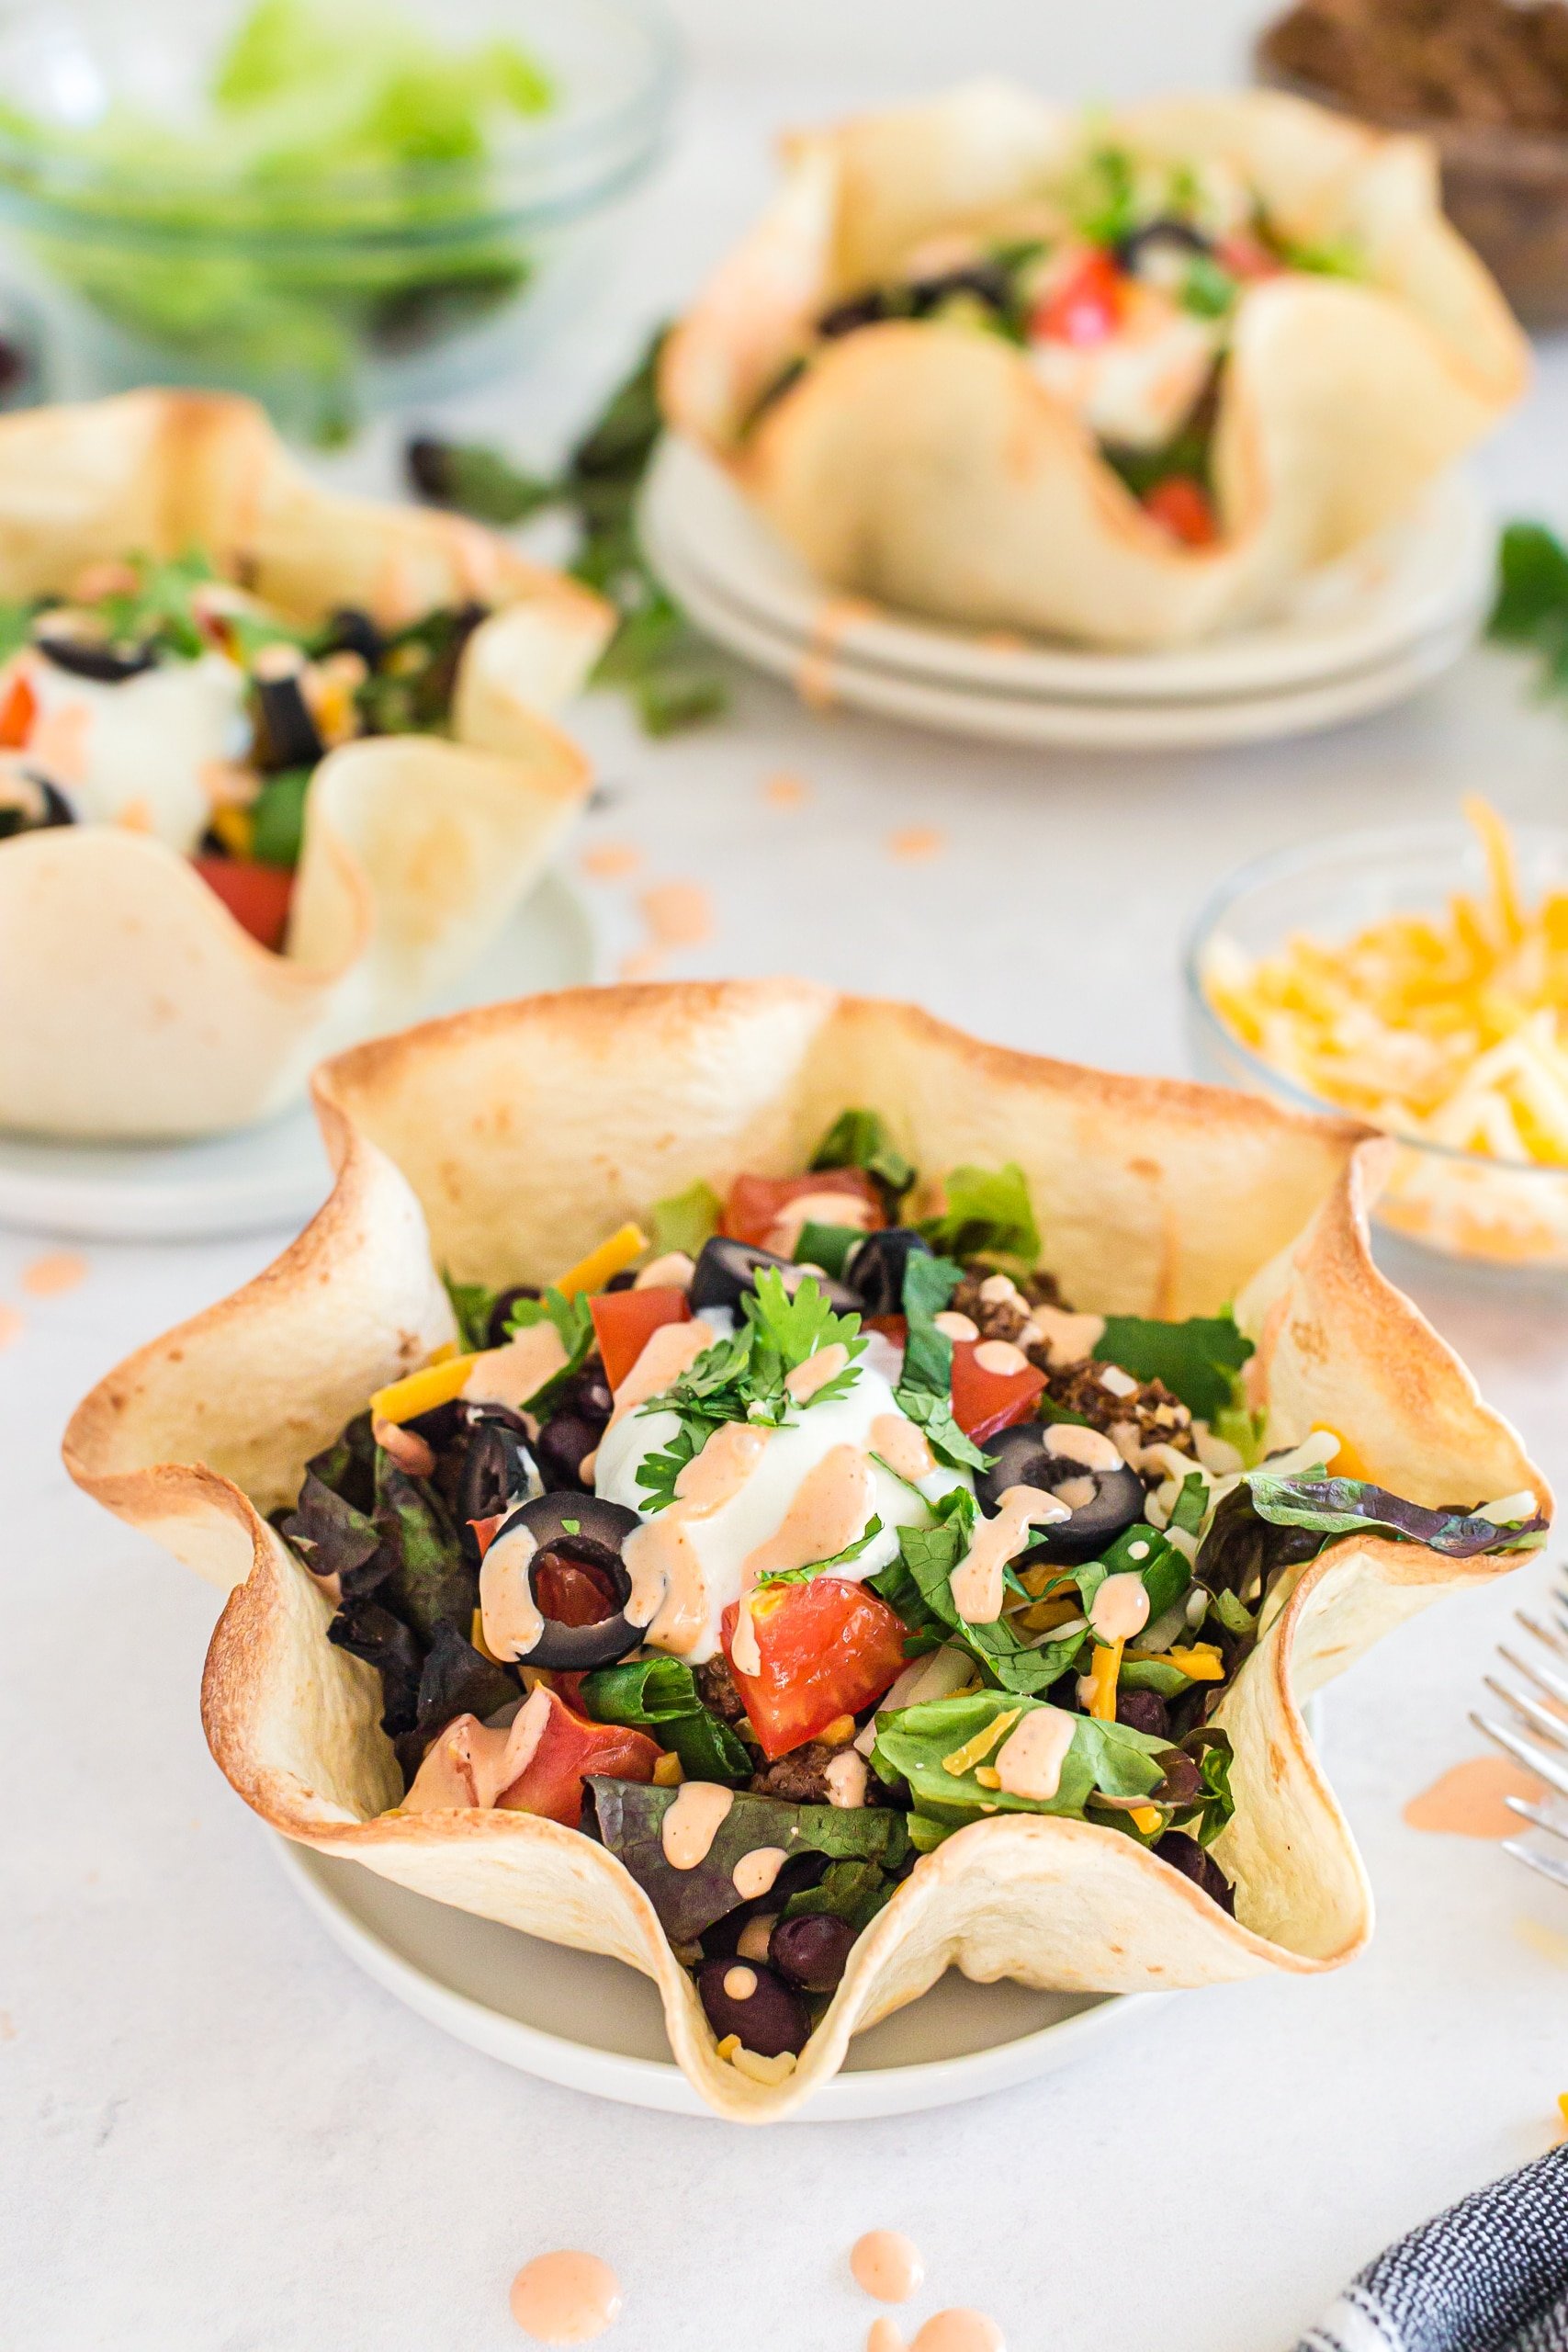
[0,0,679,442]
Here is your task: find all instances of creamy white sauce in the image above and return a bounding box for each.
[1031,280,1220,450]
[11,648,250,853]
[596,1345,966,1661]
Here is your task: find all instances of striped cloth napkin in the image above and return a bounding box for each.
[1297,2146,1568,2352]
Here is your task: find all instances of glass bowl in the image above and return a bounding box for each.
[0,0,681,443]
[1184,820,1568,1272]
[1256,34,1568,330]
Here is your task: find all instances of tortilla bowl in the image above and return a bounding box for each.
[661,84,1527,649]
[63,981,1549,2120]
[0,390,612,1141]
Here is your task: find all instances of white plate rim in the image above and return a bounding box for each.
[653,536,1480,750]
[273,1836,1169,2124]
[644,435,1494,706]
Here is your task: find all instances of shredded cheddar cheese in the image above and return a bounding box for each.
[1123,1642,1226,1682]
[1203,798,1568,1171]
[553,1222,649,1298]
[1086,1641,1122,1721]
[942,1710,1021,1777]
[369,1351,477,1423]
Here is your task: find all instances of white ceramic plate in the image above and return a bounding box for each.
[650,529,1480,751]
[0,871,599,1242]
[642,435,1495,707]
[275,1837,1166,2122]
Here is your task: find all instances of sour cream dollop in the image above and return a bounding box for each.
[12,648,250,852]
[593,1320,967,1662]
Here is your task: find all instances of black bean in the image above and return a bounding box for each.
[695,1957,808,2057]
[534,1413,600,1491]
[1115,1689,1171,1740]
[769,1913,855,1995]
[1154,1830,1235,1915]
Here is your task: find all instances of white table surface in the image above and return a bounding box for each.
[8,21,1568,2352]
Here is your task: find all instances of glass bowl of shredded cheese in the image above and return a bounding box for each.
[1186,799,1568,1270]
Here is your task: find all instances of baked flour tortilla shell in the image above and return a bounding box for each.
[62,982,1550,2119]
[661,84,1526,648]
[0,391,611,1140]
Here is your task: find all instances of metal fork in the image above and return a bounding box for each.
[1472,1573,1568,1893]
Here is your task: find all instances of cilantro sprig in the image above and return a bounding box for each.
[504,1285,594,1412]
[753,1513,886,1590]
[634,1271,867,1511]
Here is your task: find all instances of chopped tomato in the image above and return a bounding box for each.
[1216,231,1280,281]
[192,854,294,952]
[1142,475,1218,548]
[534,1549,623,1628]
[0,669,34,749]
[950,1338,1046,1444]
[590,1284,692,1390]
[1033,248,1124,345]
[496,1690,660,1827]
[863,1315,908,1349]
[469,1511,506,1558]
[720,1577,908,1759]
[722,1168,885,1251]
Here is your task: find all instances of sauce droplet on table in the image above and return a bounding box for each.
[911,2311,1005,2352]
[1404,1754,1546,1838]
[852,2231,925,2303]
[510,2251,623,2343]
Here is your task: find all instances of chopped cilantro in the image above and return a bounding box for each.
[633,1272,866,1510]
[504,1284,594,1410]
[753,1514,886,1589]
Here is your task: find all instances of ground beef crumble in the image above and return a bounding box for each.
[953,1261,1197,1477]
[749,1743,840,1803]
[696,1655,747,1724]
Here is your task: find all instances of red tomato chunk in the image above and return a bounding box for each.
[722,1168,884,1251]
[590,1285,692,1390]
[949,1337,1045,1444]
[720,1576,908,1759]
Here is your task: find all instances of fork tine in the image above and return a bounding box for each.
[1502,1839,1568,1893]
[1517,1611,1568,1664]
[1496,1643,1568,1715]
[1505,1796,1568,1842]
[1471,1711,1568,1803]
[1481,1679,1568,1758]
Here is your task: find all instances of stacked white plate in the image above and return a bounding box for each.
[642,436,1496,751]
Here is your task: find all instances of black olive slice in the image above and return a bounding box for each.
[35,628,156,683]
[254,662,324,771]
[456,1409,540,1545]
[689,1235,861,1318]
[318,606,383,668]
[842,1227,932,1317]
[487,1491,645,1669]
[976,1422,1145,1565]
[1115,218,1213,274]
[0,768,73,837]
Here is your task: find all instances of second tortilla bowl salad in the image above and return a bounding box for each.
[0,389,610,1142]
[64,982,1550,2120]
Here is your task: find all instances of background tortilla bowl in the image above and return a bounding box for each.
[661,84,1528,649]
[0,391,612,1142]
[62,981,1550,2120]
